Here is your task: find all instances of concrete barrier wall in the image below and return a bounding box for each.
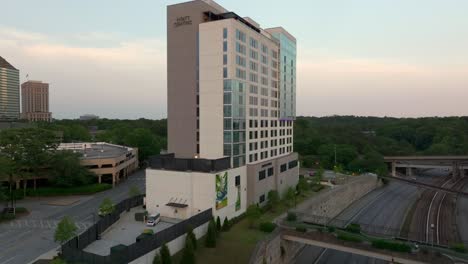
[129,222,209,264]
[305,175,380,221]
[249,229,304,264]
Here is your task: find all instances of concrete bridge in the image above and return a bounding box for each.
[384,156,468,179]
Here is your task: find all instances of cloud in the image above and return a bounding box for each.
[0,26,167,119]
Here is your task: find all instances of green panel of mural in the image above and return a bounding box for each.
[216,172,228,210]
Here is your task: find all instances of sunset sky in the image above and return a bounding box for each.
[1,0,467,119]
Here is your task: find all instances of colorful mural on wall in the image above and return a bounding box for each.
[216,172,228,210]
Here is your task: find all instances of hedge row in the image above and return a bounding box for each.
[371,239,411,253]
[337,232,362,243]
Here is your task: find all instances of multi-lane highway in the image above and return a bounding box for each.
[0,170,145,264]
[296,180,419,264]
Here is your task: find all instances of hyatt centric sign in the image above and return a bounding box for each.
[174,16,192,27]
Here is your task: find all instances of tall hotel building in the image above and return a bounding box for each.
[146,0,298,221]
[21,80,52,122]
[0,56,20,120]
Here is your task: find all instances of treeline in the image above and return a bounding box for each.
[295,116,468,173]
[38,116,468,175]
[40,119,167,162]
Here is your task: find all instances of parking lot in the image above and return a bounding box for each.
[84,207,177,256]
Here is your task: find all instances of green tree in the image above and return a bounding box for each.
[216,216,221,233]
[222,217,230,231]
[186,225,197,250]
[99,198,115,216]
[54,216,77,244]
[297,178,309,193]
[160,242,172,264]
[267,190,279,211]
[205,218,217,248]
[49,151,94,187]
[246,205,262,228]
[0,155,15,209]
[128,185,141,198]
[153,254,162,264]
[180,236,195,264]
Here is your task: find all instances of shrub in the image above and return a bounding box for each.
[216,216,222,233]
[371,240,411,253]
[259,222,277,233]
[450,243,467,253]
[346,223,361,234]
[246,205,262,228]
[287,212,297,222]
[160,243,171,264]
[222,217,230,231]
[296,226,307,233]
[143,229,154,235]
[153,253,162,264]
[54,216,77,244]
[99,198,115,216]
[205,219,217,248]
[180,238,195,264]
[267,190,280,211]
[310,184,324,192]
[337,232,362,243]
[327,226,336,233]
[186,226,197,250]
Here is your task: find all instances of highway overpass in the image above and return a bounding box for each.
[384,156,468,179]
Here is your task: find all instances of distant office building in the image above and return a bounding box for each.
[21,80,52,122]
[0,56,20,120]
[80,114,99,121]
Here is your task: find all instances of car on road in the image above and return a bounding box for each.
[146,213,161,227]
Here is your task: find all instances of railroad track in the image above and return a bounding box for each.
[431,177,468,246]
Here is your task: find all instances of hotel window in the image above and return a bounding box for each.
[250,61,258,72]
[236,29,246,42]
[261,66,268,75]
[236,55,246,67]
[250,37,258,49]
[280,163,287,172]
[236,68,246,80]
[250,49,258,60]
[261,87,268,96]
[236,42,246,55]
[267,167,274,177]
[258,170,266,181]
[249,85,258,94]
[223,28,228,39]
[261,77,268,86]
[288,160,298,169]
[223,54,227,65]
[272,50,278,59]
[261,55,268,65]
[223,67,228,78]
[223,93,231,104]
[235,175,241,187]
[261,44,268,54]
[223,41,227,52]
[224,118,232,130]
[249,73,258,83]
[224,105,232,117]
[259,194,265,203]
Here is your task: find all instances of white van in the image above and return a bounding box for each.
[146,213,161,227]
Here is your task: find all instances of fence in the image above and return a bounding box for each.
[61,195,212,264]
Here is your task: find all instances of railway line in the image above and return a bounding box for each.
[406,173,468,247]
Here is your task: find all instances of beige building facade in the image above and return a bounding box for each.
[146,0,298,221]
[21,80,52,122]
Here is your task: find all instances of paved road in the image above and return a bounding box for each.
[0,170,146,264]
[296,178,422,264]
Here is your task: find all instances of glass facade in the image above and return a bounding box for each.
[0,67,20,120]
[223,79,246,168]
[270,33,296,119]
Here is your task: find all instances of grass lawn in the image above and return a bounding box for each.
[172,189,320,264]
